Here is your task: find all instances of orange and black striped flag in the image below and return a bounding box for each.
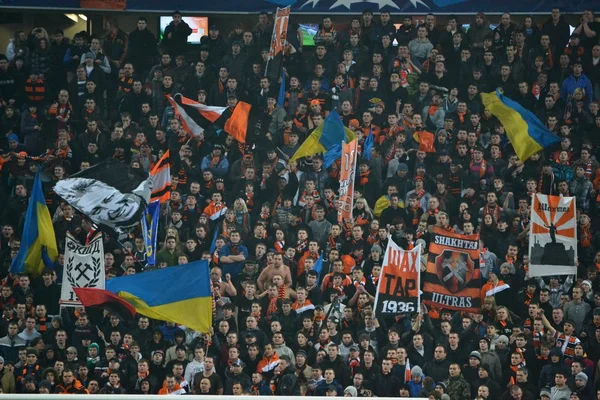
[422,227,481,312]
[150,150,171,203]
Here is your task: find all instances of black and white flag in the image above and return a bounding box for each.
[60,232,105,307]
[54,159,152,233]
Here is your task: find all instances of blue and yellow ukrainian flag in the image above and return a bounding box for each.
[290,110,356,163]
[481,89,561,161]
[106,260,212,332]
[11,173,58,276]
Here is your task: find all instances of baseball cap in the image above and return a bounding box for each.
[232,359,245,367]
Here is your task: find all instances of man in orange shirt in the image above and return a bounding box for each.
[481,267,511,305]
[158,374,186,395]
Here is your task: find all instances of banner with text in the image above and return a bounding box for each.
[529,194,577,277]
[0,0,591,13]
[338,139,357,224]
[423,228,481,312]
[375,240,421,316]
[269,6,290,58]
[60,232,105,307]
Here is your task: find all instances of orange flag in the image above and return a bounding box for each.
[413,130,436,153]
[224,102,252,143]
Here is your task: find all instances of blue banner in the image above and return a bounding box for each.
[0,0,591,13]
[141,201,160,267]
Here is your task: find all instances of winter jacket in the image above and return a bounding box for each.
[408,38,433,61]
[563,299,591,333]
[561,73,593,108]
[569,176,594,212]
[162,20,193,56]
[0,335,25,362]
[99,383,126,394]
[373,372,402,397]
[480,350,502,380]
[0,367,16,393]
[424,358,451,384]
[273,343,296,367]
[444,374,471,400]
[127,28,158,71]
[274,367,300,396]
[29,50,51,75]
[538,350,570,390]
[314,379,343,396]
[104,29,129,69]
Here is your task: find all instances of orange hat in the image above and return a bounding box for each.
[16,151,28,159]
[349,119,360,128]
[310,99,321,107]
[414,175,424,181]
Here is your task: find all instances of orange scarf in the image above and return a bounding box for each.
[267,298,278,318]
[581,224,592,247]
[470,158,487,178]
[360,171,370,186]
[277,284,287,300]
[428,105,439,116]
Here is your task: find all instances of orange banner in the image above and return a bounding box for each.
[81,0,125,9]
[337,139,357,224]
[269,6,290,58]
[422,227,481,312]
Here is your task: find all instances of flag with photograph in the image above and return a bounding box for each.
[269,6,290,58]
[528,194,577,277]
[338,139,357,224]
[374,240,420,316]
[422,228,481,312]
[60,232,105,307]
[142,201,160,267]
[54,159,152,233]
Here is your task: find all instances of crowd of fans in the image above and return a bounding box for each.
[0,6,599,399]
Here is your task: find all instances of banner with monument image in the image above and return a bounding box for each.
[528,194,577,277]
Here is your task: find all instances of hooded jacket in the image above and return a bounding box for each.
[538,348,570,390]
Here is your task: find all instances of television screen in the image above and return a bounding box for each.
[159,16,208,44]
[299,23,318,47]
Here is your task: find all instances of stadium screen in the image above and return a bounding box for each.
[299,23,319,47]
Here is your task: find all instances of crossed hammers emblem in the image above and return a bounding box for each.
[442,259,468,284]
[74,262,92,282]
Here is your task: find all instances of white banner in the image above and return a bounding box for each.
[528,194,577,277]
[60,232,105,307]
[374,241,421,315]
